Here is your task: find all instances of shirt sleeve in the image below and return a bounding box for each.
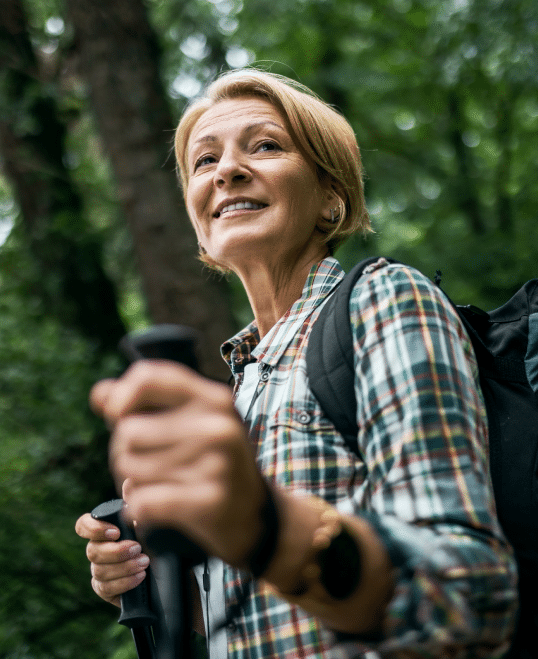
[348,262,518,657]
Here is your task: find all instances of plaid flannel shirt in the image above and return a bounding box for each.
[219,257,517,659]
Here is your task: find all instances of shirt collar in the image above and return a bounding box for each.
[221,257,345,374]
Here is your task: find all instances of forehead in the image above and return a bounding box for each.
[188,97,289,150]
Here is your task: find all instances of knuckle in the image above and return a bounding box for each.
[86,542,99,563]
[114,416,141,443]
[203,451,231,483]
[216,414,243,444]
[74,515,85,536]
[95,577,117,599]
[202,481,227,511]
[75,513,95,538]
[87,539,123,563]
[126,360,152,382]
[91,563,110,580]
[127,360,167,387]
[91,577,107,599]
[211,384,234,411]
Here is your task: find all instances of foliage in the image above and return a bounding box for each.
[229,0,538,308]
[149,0,538,307]
[0,0,537,657]
[0,228,127,658]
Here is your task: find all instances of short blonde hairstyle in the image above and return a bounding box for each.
[175,68,371,268]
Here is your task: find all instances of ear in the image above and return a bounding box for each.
[320,185,341,222]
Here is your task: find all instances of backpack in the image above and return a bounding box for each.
[306,256,538,659]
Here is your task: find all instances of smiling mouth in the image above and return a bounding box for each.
[214,201,267,218]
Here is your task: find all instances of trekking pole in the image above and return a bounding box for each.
[117,325,207,659]
[91,499,157,659]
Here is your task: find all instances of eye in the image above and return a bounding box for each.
[194,154,216,170]
[257,141,280,153]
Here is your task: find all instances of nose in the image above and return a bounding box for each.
[213,147,250,187]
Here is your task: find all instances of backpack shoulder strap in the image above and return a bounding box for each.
[306,256,397,455]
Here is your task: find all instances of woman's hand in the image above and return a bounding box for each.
[90,360,268,568]
[74,512,150,607]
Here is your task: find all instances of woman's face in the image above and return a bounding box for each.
[185,97,333,273]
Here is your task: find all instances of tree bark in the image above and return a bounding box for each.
[64,0,235,380]
[0,0,127,354]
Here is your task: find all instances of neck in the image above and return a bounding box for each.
[235,249,328,338]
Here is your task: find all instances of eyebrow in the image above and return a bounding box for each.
[192,120,285,146]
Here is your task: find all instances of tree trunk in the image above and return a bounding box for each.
[0,0,127,354]
[64,0,235,380]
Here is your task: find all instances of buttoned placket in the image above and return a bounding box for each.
[243,362,272,426]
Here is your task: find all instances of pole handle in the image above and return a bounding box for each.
[91,499,158,629]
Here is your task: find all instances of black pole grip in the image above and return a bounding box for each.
[91,499,157,629]
[118,324,199,371]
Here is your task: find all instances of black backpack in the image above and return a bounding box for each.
[307,256,538,659]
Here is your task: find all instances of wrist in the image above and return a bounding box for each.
[261,493,362,603]
[254,491,394,634]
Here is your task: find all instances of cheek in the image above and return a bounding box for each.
[186,182,209,228]
[186,181,199,214]
[188,216,208,248]
[185,202,207,246]
[290,174,324,219]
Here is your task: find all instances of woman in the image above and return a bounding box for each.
[76,69,517,658]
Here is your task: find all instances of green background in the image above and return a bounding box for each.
[1,0,536,656]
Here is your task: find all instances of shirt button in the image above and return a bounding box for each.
[260,371,270,382]
[297,410,311,424]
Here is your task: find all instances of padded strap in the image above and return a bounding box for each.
[307,257,397,456]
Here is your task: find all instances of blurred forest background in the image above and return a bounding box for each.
[1,0,537,656]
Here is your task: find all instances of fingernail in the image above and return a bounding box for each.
[128,544,142,558]
[137,555,150,568]
[105,528,120,539]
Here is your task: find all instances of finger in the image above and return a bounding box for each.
[92,570,147,606]
[86,539,144,564]
[110,401,236,462]
[114,442,233,503]
[75,513,120,541]
[110,412,180,460]
[91,553,150,582]
[100,360,198,421]
[89,378,118,416]
[109,409,240,507]
[100,360,230,422]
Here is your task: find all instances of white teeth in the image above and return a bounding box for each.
[218,201,265,215]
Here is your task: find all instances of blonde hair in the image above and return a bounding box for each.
[175,68,371,269]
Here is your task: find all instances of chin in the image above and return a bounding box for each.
[209,231,277,265]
